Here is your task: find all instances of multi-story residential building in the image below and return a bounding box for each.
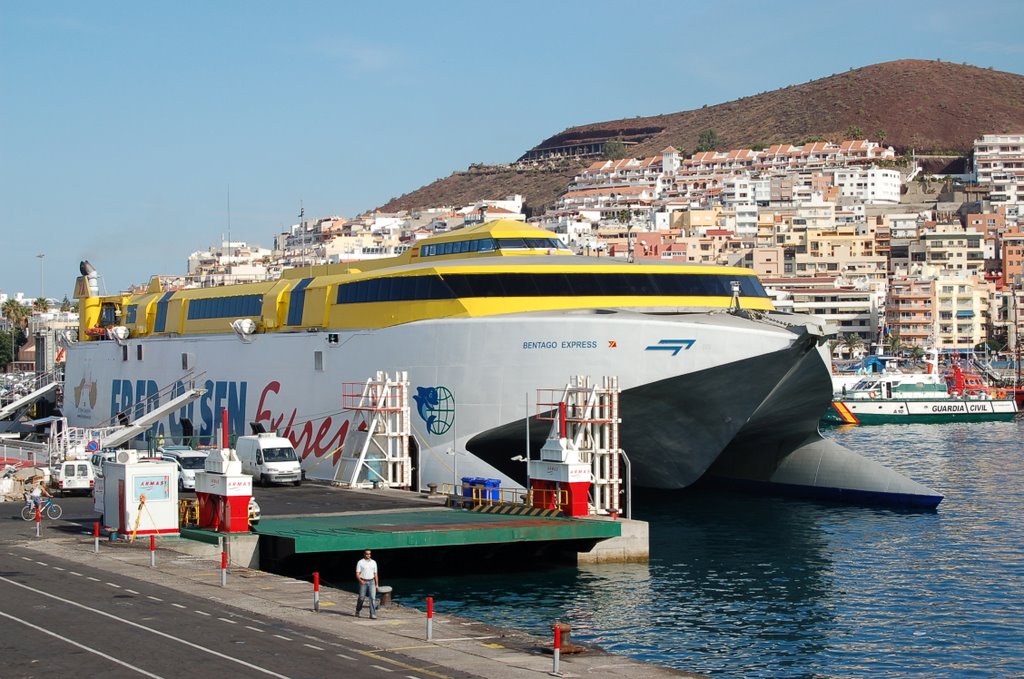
[912,223,986,276]
[1001,229,1024,288]
[186,240,275,286]
[886,277,935,347]
[831,167,901,205]
[933,275,992,351]
[973,133,1024,208]
[762,276,878,346]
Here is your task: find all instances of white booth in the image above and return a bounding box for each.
[98,451,179,537]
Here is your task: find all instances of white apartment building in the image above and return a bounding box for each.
[933,275,991,351]
[186,240,274,285]
[973,133,1024,207]
[761,276,879,344]
[831,167,901,205]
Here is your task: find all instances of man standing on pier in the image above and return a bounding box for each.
[355,549,379,619]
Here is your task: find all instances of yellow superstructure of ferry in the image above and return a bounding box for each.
[76,219,773,340]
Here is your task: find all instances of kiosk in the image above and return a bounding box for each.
[99,450,180,537]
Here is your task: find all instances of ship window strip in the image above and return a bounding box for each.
[186,294,264,320]
[153,292,175,333]
[334,272,768,305]
[287,278,313,326]
[125,305,138,325]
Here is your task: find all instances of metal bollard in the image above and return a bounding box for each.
[552,623,561,675]
[426,596,433,641]
[35,506,41,538]
[94,522,100,553]
[220,550,228,587]
[313,572,320,612]
[149,534,156,567]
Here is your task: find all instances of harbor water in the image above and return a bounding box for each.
[389,422,1024,677]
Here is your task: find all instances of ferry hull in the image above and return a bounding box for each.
[62,309,941,506]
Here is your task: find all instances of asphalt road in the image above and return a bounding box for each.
[0,491,462,679]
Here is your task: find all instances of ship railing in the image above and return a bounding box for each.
[441,483,568,512]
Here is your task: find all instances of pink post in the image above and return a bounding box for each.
[558,402,567,439]
[149,534,156,567]
[35,505,41,538]
[220,550,228,587]
[94,521,100,553]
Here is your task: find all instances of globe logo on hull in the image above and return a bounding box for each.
[413,386,455,436]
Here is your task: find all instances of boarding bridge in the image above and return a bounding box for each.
[0,381,58,421]
[48,386,206,465]
[329,371,412,489]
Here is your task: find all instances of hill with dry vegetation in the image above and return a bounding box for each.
[378,60,1024,215]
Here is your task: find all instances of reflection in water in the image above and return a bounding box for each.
[388,422,1024,677]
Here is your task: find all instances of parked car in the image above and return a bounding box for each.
[159,449,209,491]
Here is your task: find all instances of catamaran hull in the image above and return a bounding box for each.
[62,309,941,505]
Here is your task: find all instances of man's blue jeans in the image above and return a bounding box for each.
[357,579,377,617]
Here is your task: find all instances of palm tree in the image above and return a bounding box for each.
[2,299,29,327]
[33,297,49,313]
[884,332,903,357]
[838,333,864,358]
[909,346,925,364]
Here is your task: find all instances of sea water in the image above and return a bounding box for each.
[388,422,1024,677]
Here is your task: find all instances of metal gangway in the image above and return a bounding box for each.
[47,377,207,465]
[0,368,62,422]
[329,371,412,489]
[536,375,628,518]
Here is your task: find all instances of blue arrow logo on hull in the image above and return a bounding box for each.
[645,339,696,356]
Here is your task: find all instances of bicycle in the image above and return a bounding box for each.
[21,497,62,521]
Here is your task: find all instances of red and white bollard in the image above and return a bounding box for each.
[149,534,156,567]
[426,596,434,641]
[552,623,562,675]
[35,505,41,538]
[94,522,100,553]
[313,572,320,612]
[220,550,228,587]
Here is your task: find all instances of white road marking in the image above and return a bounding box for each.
[171,603,187,609]
[245,625,264,632]
[303,643,323,650]
[0,575,292,678]
[218,617,237,624]
[70,572,83,577]
[125,589,139,595]
[147,596,163,602]
[53,567,66,572]
[35,561,48,566]
[370,665,394,672]
[195,610,211,616]
[274,634,292,641]
[87,576,100,582]
[106,582,122,588]
[336,654,356,660]
[0,609,165,678]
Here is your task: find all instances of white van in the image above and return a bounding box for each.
[159,449,209,491]
[235,433,302,486]
[51,459,95,496]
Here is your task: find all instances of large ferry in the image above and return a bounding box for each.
[63,220,941,506]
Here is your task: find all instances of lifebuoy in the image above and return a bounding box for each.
[869,391,879,399]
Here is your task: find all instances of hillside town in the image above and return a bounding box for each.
[3,133,1024,369]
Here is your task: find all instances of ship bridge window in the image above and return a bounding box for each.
[335,272,768,305]
[99,303,119,327]
[187,294,263,320]
[125,305,138,324]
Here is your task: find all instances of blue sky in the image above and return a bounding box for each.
[2,1,1023,297]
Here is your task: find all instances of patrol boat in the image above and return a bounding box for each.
[62,220,941,506]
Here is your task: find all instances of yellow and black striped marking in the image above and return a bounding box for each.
[469,503,563,517]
